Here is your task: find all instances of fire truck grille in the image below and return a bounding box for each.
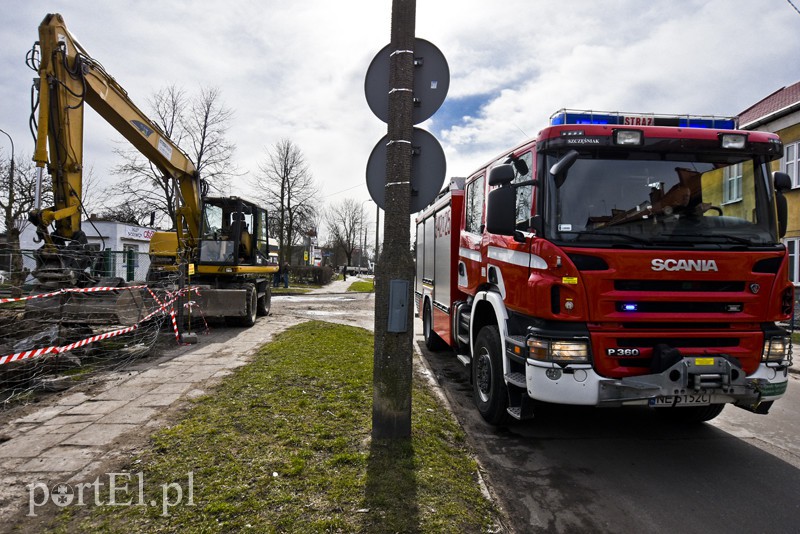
[616,337,739,349]
[614,280,745,292]
[615,302,743,313]
[621,322,729,330]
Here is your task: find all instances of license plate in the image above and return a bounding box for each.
[649,393,711,407]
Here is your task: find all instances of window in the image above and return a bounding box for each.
[465,174,485,234]
[122,243,139,268]
[723,162,742,203]
[513,152,534,227]
[255,210,269,258]
[786,238,800,285]
[783,142,800,188]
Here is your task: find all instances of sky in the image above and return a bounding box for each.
[2,0,800,242]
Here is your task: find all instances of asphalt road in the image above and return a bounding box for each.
[413,323,800,534]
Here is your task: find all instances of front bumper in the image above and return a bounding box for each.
[525,355,789,411]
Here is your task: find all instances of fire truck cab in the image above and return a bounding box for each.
[416,109,793,425]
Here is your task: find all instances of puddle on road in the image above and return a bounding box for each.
[304,310,347,316]
[273,296,358,302]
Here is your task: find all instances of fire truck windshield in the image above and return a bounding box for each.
[544,154,779,248]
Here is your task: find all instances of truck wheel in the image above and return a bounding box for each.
[228,284,257,327]
[242,284,257,326]
[657,403,725,423]
[257,286,271,316]
[423,300,445,351]
[472,325,511,426]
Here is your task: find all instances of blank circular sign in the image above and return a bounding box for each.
[366,127,446,213]
[365,38,450,125]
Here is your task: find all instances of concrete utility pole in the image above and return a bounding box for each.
[372,0,416,440]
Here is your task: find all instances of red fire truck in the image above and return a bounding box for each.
[415,109,794,425]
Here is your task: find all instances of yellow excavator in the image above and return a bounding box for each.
[28,13,278,331]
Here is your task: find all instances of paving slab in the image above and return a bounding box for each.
[54,392,92,406]
[146,382,193,396]
[42,414,104,425]
[132,392,183,407]
[12,406,71,425]
[28,420,93,436]
[96,406,158,425]
[91,383,159,402]
[19,446,101,473]
[0,432,65,459]
[62,400,128,416]
[61,424,139,447]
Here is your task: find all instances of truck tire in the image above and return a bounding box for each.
[423,300,445,351]
[227,284,257,327]
[472,325,511,426]
[242,284,257,326]
[656,403,725,423]
[257,286,271,316]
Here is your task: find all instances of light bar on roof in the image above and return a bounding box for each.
[550,109,737,130]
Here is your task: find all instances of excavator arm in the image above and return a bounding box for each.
[30,13,201,283]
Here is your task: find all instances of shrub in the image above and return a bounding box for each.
[290,265,333,285]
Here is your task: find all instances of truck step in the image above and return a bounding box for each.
[505,372,526,389]
[506,407,523,420]
[456,333,470,346]
[506,405,534,420]
[456,354,471,367]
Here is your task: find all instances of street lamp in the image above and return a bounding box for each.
[0,127,14,236]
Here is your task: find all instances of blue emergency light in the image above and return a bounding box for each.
[550,109,737,130]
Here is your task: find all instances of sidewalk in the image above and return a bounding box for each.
[0,330,274,520]
[307,276,354,293]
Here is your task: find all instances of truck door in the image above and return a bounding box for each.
[484,151,536,306]
[458,172,485,294]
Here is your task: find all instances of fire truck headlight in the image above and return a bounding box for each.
[551,340,590,363]
[613,129,643,146]
[527,337,590,363]
[527,338,550,361]
[763,336,790,363]
[720,133,747,150]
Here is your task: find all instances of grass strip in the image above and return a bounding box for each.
[55,321,499,533]
[346,280,374,293]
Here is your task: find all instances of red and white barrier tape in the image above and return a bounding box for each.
[0,285,203,365]
[0,285,149,305]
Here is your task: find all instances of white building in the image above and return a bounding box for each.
[19,218,156,281]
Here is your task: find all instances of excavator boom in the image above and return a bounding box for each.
[31,13,201,267]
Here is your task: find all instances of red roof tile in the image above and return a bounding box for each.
[738,81,800,127]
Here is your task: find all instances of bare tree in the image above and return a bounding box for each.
[96,203,149,225]
[0,153,53,295]
[109,85,238,228]
[325,198,368,268]
[252,139,319,265]
[184,87,236,195]
[0,152,53,236]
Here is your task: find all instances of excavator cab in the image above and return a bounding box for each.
[198,197,270,267]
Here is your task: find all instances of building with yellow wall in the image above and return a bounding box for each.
[739,81,800,284]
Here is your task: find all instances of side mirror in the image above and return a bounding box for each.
[774,171,791,238]
[774,171,791,192]
[488,164,515,186]
[550,149,580,188]
[486,186,516,236]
